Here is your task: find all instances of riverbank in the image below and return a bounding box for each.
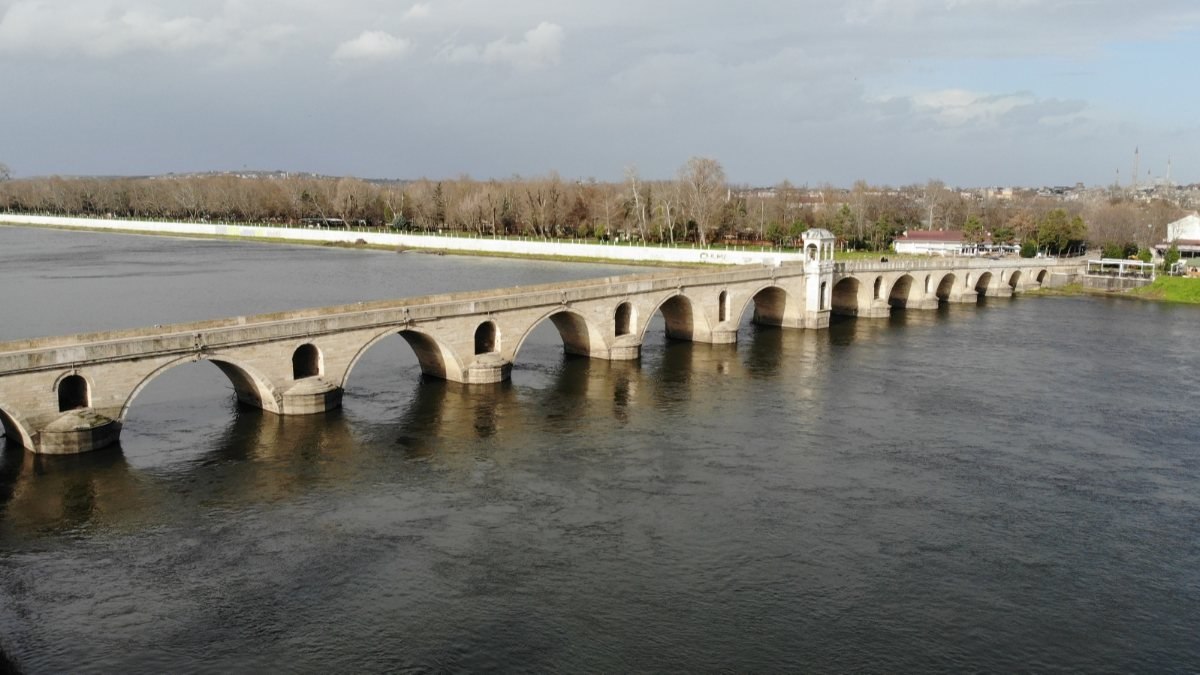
[0,213,806,267]
[1128,277,1200,303]
[1023,278,1200,304]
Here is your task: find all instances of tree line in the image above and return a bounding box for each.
[0,159,1187,254]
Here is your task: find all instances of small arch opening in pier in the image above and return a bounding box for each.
[873,276,883,300]
[718,291,730,323]
[935,273,957,302]
[924,275,931,295]
[888,275,914,309]
[831,278,860,316]
[475,321,499,355]
[292,343,322,380]
[615,302,634,336]
[1036,270,1048,285]
[58,374,90,412]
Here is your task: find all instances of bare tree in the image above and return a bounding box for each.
[677,156,727,247]
[0,162,10,181]
[625,165,650,241]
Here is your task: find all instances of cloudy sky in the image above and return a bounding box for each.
[1,0,1198,186]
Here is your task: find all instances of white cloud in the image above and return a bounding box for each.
[0,0,295,59]
[891,89,1088,129]
[403,3,431,20]
[332,30,413,62]
[443,21,564,69]
[0,1,218,56]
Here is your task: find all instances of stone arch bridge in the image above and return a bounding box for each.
[0,255,1079,454]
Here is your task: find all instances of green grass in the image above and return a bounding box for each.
[1128,277,1200,304]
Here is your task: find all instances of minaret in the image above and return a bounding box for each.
[1132,147,1140,190]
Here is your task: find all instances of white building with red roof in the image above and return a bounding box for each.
[892,230,967,255]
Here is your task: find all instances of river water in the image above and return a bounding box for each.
[1,225,1198,672]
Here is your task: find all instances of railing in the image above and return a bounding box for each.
[836,257,1079,273]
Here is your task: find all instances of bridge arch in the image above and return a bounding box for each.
[1008,270,1022,289]
[975,272,994,294]
[831,277,861,316]
[120,355,282,421]
[888,274,915,309]
[732,284,797,328]
[342,327,465,386]
[0,400,36,450]
[56,373,92,411]
[292,343,323,379]
[1036,269,1048,285]
[935,273,957,301]
[641,293,703,341]
[512,308,608,360]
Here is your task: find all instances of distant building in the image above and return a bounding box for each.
[893,230,966,255]
[1155,212,1200,259]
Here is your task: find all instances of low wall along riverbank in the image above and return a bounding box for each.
[0,214,807,266]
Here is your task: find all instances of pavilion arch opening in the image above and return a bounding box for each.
[831,278,861,316]
[474,321,499,355]
[935,273,957,301]
[58,374,90,412]
[292,343,322,380]
[1008,270,1022,289]
[888,275,915,309]
[615,302,634,336]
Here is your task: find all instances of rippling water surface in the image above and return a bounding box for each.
[2,226,1199,672]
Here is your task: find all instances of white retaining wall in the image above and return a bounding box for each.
[1,214,805,266]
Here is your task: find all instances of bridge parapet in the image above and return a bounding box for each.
[837,257,1082,274]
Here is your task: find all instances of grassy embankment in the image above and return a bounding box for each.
[1128,277,1200,303]
[1023,277,1200,304]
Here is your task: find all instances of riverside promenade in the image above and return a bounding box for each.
[0,214,807,266]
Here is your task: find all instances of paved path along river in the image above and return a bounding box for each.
[1,226,1198,672]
